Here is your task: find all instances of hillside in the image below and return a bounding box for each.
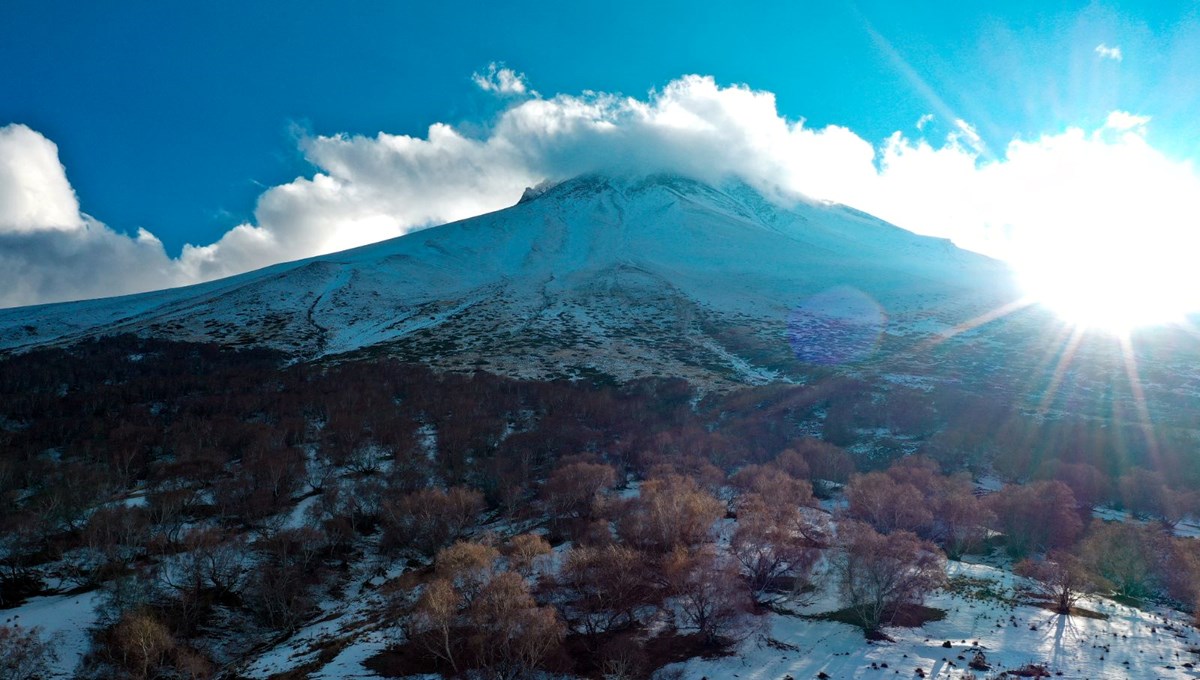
[0,174,1019,387]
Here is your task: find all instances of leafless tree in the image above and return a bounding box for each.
[504,533,552,577]
[380,486,485,555]
[408,579,462,674]
[988,480,1082,556]
[834,521,946,634]
[730,493,823,597]
[0,624,58,680]
[1080,521,1166,599]
[540,461,617,525]
[844,472,932,535]
[434,541,500,605]
[1015,551,1098,614]
[662,546,755,646]
[111,610,174,680]
[465,572,565,679]
[617,474,723,553]
[559,544,653,637]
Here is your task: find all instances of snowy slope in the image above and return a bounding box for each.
[0,174,1019,385]
[669,558,1200,680]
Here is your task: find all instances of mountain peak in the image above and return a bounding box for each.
[516,179,559,204]
[0,171,1018,387]
[514,172,786,224]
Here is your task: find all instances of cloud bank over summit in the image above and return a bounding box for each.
[2,72,1198,307]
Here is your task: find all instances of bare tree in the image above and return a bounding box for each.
[771,448,810,481]
[1015,551,1098,614]
[790,438,855,492]
[834,521,946,635]
[145,482,198,545]
[662,546,755,646]
[0,625,58,680]
[65,505,151,586]
[380,486,485,555]
[729,465,815,516]
[1037,461,1110,510]
[408,579,463,674]
[844,472,932,535]
[504,533,552,577]
[929,475,994,559]
[1119,468,1187,527]
[988,480,1082,556]
[730,493,823,597]
[111,610,175,680]
[466,572,565,679]
[159,528,247,604]
[1080,522,1165,599]
[540,461,617,524]
[559,544,652,637]
[617,474,723,553]
[434,541,500,605]
[598,634,646,680]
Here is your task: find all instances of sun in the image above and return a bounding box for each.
[1014,242,1195,333]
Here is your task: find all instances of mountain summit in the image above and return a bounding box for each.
[0,174,1019,386]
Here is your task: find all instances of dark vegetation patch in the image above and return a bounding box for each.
[0,572,42,609]
[1106,593,1145,609]
[945,575,1011,603]
[813,604,948,635]
[362,644,445,678]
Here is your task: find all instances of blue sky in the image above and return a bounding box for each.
[3,1,1200,311]
[4,0,1195,253]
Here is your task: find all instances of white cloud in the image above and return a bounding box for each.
[0,124,84,233]
[866,117,1200,268]
[915,113,934,130]
[950,118,985,153]
[0,124,191,306]
[471,62,532,96]
[1103,110,1150,133]
[0,224,188,308]
[1095,43,1123,61]
[3,73,1200,313]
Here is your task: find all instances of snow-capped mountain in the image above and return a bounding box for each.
[0,174,1020,385]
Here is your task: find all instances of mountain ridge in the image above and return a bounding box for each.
[0,173,1021,387]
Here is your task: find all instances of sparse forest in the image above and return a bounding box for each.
[2,335,1200,678]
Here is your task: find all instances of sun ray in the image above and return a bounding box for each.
[1037,325,1087,416]
[852,7,997,161]
[918,296,1037,352]
[1029,321,1079,381]
[1118,332,1160,463]
[1009,319,1081,423]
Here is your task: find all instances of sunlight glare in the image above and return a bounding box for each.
[1015,238,1196,332]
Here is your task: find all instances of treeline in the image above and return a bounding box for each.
[841,456,1200,609]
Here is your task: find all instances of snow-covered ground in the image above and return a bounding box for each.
[2,590,102,678]
[665,559,1200,680]
[230,548,1200,679]
[238,556,408,679]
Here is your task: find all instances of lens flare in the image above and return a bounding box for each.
[788,287,886,364]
